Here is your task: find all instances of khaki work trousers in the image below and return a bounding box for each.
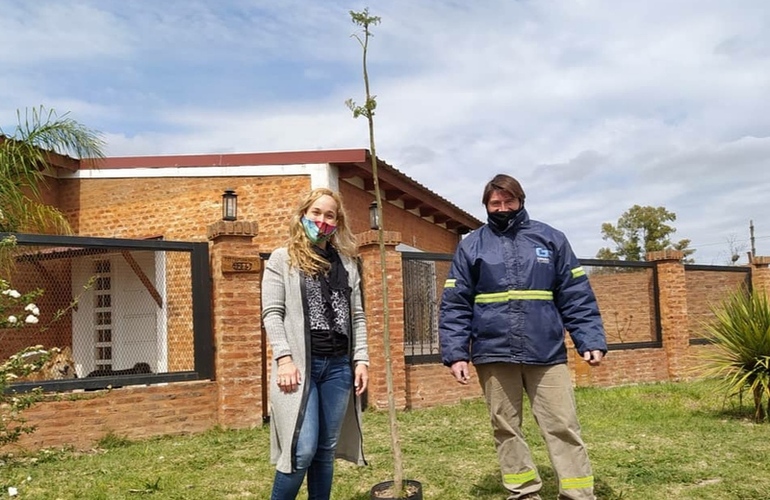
[475,363,595,500]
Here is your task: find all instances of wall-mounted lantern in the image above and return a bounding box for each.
[222,189,238,221]
[369,201,380,230]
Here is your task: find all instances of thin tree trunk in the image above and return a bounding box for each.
[348,9,406,496]
[364,51,405,500]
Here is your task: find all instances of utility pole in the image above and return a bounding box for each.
[750,219,756,261]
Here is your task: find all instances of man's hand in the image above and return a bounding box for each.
[450,361,471,385]
[583,350,604,366]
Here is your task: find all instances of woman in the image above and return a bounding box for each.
[262,187,369,500]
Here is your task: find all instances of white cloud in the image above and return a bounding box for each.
[1,0,769,264]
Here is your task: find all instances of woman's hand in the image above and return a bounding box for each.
[354,363,369,396]
[276,357,301,393]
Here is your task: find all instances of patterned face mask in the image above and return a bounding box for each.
[301,216,337,244]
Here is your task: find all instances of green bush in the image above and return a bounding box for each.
[0,266,89,447]
[700,286,770,422]
[0,346,52,446]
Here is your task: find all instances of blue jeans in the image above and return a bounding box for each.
[270,355,353,500]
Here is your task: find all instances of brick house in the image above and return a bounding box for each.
[2,148,484,451]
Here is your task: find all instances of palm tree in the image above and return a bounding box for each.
[0,106,104,235]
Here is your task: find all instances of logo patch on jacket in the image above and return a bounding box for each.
[535,247,552,264]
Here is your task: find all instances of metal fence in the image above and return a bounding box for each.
[2,233,212,393]
[402,251,755,365]
[402,253,664,363]
[403,254,666,363]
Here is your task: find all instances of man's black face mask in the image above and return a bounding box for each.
[487,208,522,231]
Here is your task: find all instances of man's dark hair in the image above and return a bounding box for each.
[482,174,526,206]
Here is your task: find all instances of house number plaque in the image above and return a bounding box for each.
[222,255,261,274]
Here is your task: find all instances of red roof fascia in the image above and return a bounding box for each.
[91,149,369,169]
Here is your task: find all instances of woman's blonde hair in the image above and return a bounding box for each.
[286,188,358,275]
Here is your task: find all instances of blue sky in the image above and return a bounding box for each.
[2,0,769,264]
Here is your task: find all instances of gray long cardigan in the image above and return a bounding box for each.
[261,247,369,473]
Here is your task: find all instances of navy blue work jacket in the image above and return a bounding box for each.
[439,209,607,366]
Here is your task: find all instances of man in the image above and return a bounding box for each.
[439,174,607,500]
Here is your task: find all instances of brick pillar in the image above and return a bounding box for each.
[357,230,407,410]
[647,249,687,381]
[207,220,263,428]
[749,255,770,293]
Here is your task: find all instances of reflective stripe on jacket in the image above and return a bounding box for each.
[439,209,607,366]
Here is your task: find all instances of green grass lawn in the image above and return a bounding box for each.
[2,378,769,499]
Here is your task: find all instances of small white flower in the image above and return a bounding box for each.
[25,303,40,315]
[7,315,17,323]
[8,290,20,299]
[24,315,39,324]
[8,486,18,496]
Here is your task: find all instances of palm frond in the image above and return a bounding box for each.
[1,106,104,271]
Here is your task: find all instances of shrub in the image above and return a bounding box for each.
[0,278,43,329]
[700,286,770,422]
[0,347,53,447]
[0,277,50,447]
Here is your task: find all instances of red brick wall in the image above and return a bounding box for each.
[571,347,670,387]
[56,176,460,256]
[406,363,482,409]
[686,269,749,340]
[57,176,309,252]
[751,259,770,292]
[588,269,656,343]
[5,381,217,451]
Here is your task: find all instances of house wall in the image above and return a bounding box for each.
[57,176,309,251]
[54,175,309,376]
[339,182,460,252]
[55,174,459,254]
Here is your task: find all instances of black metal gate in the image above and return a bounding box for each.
[401,251,453,364]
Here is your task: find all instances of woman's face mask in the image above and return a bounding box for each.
[301,216,337,244]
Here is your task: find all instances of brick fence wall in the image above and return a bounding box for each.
[6,231,770,452]
[368,245,770,411]
[4,382,217,451]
